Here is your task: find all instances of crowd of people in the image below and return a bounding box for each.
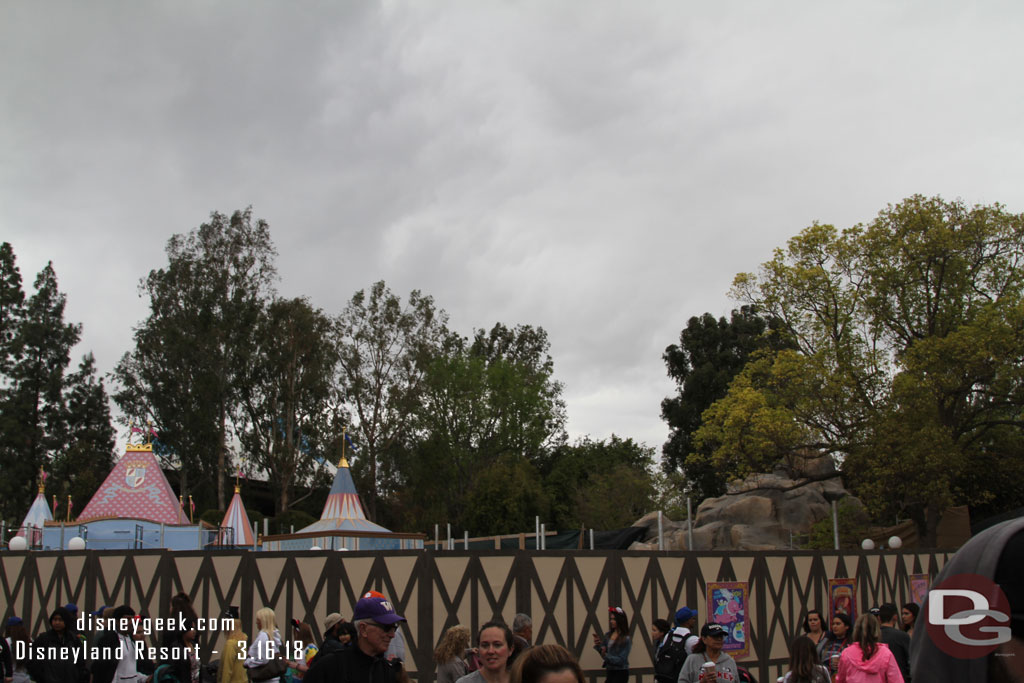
[0,595,919,683]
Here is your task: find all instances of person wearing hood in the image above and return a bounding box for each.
[27,607,88,683]
[909,515,1024,682]
[834,614,903,683]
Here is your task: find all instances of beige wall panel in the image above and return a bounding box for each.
[574,557,607,588]
[697,557,721,585]
[478,557,515,604]
[174,557,204,592]
[339,557,375,598]
[731,556,754,583]
[385,556,418,599]
[791,556,814,585]
[621,557,648,588]
[435,557,470,601]
[821,556,839,580]
[212,556,242,591]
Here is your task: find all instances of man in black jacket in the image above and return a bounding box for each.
[303,597,405,683]
[26,607,88,683]
[878,603,911,682]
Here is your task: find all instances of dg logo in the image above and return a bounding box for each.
[925,573,1012,658]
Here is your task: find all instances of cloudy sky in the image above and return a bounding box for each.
[3,2,1023,453]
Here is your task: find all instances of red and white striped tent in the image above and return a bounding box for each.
[218,485,255,546]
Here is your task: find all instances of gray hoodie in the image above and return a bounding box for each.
[909,516,1024,681]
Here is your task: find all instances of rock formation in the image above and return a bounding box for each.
[631,454,866,550]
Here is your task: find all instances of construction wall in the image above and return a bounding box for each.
[0,548,950,682]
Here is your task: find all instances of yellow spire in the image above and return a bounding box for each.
[339,428,350,468]
[38,466,46,493]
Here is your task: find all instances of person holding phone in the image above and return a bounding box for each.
[591,607,630,683]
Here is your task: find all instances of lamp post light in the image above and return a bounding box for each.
[822,490,847,551]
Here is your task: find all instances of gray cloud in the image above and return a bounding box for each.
[3,1,1024,453]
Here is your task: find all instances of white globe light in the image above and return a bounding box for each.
[861,538,875,550]
[310,545,321,551]
[67,536,86,550]
[8,536,27,551]
[888,535,903,549]
[337,547,349,552]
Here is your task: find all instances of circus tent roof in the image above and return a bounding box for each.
[17,491,53,537]
[76,443,190,525]
[297,457,392,534]
[219,486,255,546]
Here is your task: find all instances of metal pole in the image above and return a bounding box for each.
[658,510,664,551]
[434,524,439,550]
[535,516,540,549]
[590,528,595,550]
[686,497,694,550]
[832,499,840,550]
[447,523,452,550]
[160,523,165,547]
[263,518,269,538]
[540,523,545,550]
[464,531,469,549]
[253,522,258,551]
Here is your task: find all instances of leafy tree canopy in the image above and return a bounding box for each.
[702,196,1024,545]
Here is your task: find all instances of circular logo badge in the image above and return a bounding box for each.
[925,573,1012,659]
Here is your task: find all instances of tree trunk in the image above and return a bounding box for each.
[217,402,226,510]
[923,502,942,548]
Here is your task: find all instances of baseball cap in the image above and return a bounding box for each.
[64,603,78,614]
[91,606,109,617]
[701,623,728,638]
[352,597,406,625]
[324,613,343,631]
[675,607,697,625]
[7,616,23,627]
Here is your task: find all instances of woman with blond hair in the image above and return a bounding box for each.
[834,614,903,683]
[510,644,584,683]
[435,625,472,683]
[218,607,248,683]
[244,607,284,683]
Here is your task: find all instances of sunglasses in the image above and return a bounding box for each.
[368,622,398,634]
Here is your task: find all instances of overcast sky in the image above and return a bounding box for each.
[3,2,1023,454]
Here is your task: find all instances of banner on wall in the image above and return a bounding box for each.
[706,581,749,659]
[909,573,930,605]
[828,578,857,623]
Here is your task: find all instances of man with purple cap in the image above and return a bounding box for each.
[303,595,405,683]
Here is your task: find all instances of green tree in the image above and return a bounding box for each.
[2,264,81,517]
[714,196,1024,545]
[236,297,341,514]
[50,353,116,512]
[537,435,654,530]
[114,209,277,509]
[334,281,448,519]
[0,242,25,378]
[462,454,550,535]
[0,258,109,523]
[661,307,788,501]
[391,323,566,533]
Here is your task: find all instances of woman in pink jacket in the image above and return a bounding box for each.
[835,614,904,683]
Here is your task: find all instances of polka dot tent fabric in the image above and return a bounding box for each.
[76,444,190,524]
